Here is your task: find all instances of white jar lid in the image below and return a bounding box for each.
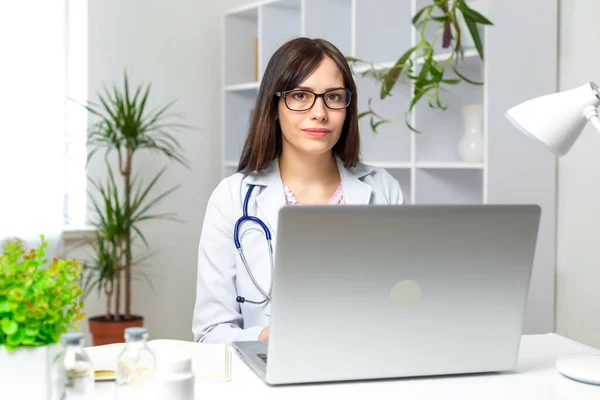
[161,356,192,375]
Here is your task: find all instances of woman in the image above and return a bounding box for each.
[192,37,403,344]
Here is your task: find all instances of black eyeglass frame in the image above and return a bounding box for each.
[275,88,353,111]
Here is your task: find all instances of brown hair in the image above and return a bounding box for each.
[237,37,360,174]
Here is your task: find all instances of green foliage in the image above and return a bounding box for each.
[347,0,493,133]
[0,236,85,351]
[84,71,190,169]
[78,70,188,321]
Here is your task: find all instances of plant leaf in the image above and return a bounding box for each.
[381,46,417,99]
[409,85,434,113]
[451,65,483,85]
[0,301,10,313]
[462,12,485,60]
[412,6,428,25]
[459,0,494,25]
[442,78,461,85]
[358,109,373,119]
[405,116,419,133]
[131,225,149,248]
[131,184,181,222]
[369,117,389,133]
[1,318,18,336]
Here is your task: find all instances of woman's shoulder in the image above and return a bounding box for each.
[347,161,398,184]
[207,171,245,205]
[347,161,404,204]
[209,169,266,200]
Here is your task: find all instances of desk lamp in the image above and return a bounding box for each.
[505,81,600,385]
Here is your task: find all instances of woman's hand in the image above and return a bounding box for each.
[259,326,270,341]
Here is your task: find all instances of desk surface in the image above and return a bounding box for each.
[95,333,600,399]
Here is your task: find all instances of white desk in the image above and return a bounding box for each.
[95,333,600,399]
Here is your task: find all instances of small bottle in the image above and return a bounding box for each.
[62,332,95,400]
[115,327,157,399]
[154,356,195,400]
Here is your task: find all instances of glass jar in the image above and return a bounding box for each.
[115,327,156,399]
[62,332,95,399]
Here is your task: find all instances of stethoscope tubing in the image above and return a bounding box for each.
[234,184,274,305]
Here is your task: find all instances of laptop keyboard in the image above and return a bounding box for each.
[257,353,268,363]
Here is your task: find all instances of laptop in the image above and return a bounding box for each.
[232,204,541,385]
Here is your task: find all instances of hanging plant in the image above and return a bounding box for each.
[347,0,493,133]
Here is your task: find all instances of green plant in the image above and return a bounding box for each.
[0,236,85,351]
[347,0,493,132]
[80,71,188,322]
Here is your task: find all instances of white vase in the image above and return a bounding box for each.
[0,344,65,399]
[458,104,484,163]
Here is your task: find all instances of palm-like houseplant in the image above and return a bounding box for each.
[347,0,493,132]
[80,72,189,345]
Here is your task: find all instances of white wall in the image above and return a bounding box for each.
[77,0,253,341]
[556,0,600,348]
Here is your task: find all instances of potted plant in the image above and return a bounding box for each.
[80,71,188,345]
[347,0,493,132]
[0,235,85,399]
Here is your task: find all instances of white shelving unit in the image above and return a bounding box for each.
[222,0,489,205]
[222,0,558,335]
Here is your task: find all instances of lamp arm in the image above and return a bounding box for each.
[583,105,600,134]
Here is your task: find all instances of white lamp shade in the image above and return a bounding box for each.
[505,82,600,156]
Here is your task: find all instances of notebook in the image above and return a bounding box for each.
[85,339,231,382]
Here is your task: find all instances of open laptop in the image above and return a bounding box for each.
[232,204,541,385]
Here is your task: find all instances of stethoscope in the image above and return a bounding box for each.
[234,184,274,306]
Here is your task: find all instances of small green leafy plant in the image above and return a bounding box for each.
[347,0,493,133]
[0,236,85,351]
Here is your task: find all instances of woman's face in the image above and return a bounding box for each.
[277,56,347,159]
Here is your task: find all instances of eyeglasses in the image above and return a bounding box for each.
[275,88,352,111]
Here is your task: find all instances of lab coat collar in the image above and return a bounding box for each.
[243,156,374,234]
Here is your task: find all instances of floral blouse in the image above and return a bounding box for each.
[283,182,345,205]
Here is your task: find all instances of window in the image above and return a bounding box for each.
[64,0,88,228]
[0,0,88,241]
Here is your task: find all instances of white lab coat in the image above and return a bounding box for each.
[192,157,404,344]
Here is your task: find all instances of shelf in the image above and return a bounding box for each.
[224,1,299,18]
[416,48,480,65]
[224,2,262,18]
[416,162,484,169]
[363,161,412,169]
[224,6,259,85]
[352,49,480,75]
[224,82,260,92]
[415,168,483,204]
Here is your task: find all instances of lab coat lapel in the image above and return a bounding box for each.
[251,161,286,238]
[338,160,373,205]
[256,185,286,238]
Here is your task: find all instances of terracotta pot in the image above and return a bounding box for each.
[88,315,144,346]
